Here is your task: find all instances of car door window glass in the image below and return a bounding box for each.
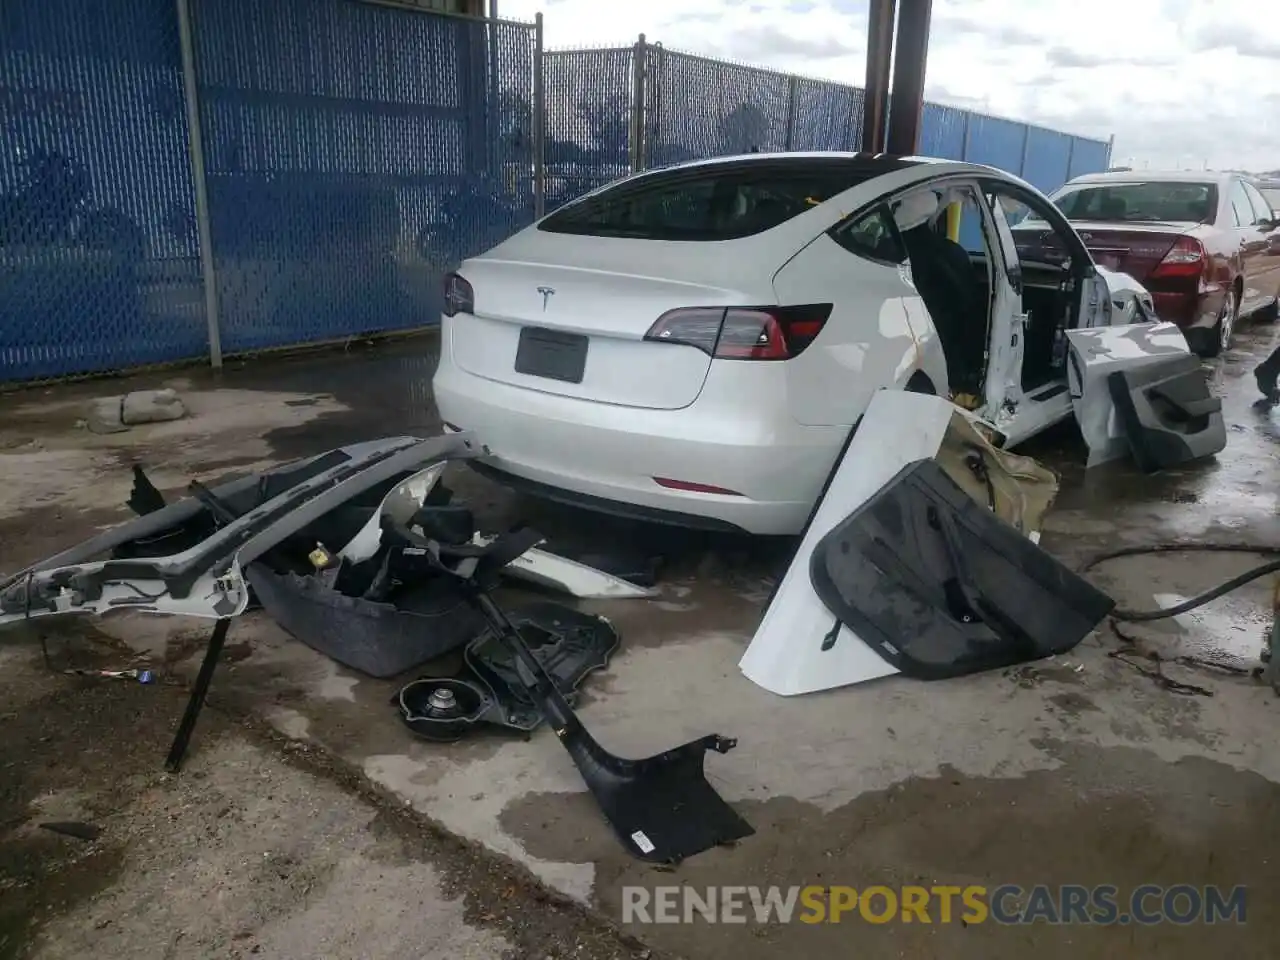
[1230,180,1253,227]
[829,206,906,264]
[1242,182,1273,224]
[986,185,1074,272]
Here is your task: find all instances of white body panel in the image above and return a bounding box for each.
[433,154,1163,535]
[771,233,946,423]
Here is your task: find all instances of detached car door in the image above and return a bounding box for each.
[1064,322,1224,469]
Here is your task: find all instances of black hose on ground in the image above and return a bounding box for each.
[1079,543,1280,622]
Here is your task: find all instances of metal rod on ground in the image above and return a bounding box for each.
[533,12,545,218]
[166,617,232,772]
[175,0,222,370]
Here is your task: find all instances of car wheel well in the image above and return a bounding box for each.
[905,372,936,395]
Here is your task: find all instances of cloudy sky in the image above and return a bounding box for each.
[498,0,1280,172]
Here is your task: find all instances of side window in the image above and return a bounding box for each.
[985,184,1073,269]
[1229,180,1253,227]
[830,206,906,264]
[1242,182,1273,224]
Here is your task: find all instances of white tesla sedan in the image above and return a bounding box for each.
[433,152,1174,535]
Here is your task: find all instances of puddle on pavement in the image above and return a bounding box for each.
[501,742,1280,960]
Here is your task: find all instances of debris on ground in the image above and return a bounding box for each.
[86,389,186,434]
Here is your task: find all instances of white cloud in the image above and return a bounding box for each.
[498,0,1280,172]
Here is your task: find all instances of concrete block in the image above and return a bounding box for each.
[121,388,186,426]
[86,397,129,435]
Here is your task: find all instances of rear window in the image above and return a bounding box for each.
[1052,181,1217,224]
[538,162,877,241]
[1261,187,1280,211]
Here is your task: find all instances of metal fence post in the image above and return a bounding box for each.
[651,43,665,164]
[784,74,798,151]
[631,33,647,173]
[1106,133,1116,169]
[176,0,222,369]
[1018,123,1031,177]
[1064,136,1076,181]
[960,110,971,161]
[532,12,545,218]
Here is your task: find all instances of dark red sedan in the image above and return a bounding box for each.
[1020,171,1280,356]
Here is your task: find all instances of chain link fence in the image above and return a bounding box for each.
[1,7,1113,384]
[189,0,535,355]
[1,0,206,382]
[547,37,1112,206]
[541,46,635,212]
[2,0,536,381]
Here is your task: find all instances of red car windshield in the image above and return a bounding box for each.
[1052,182,1216,224]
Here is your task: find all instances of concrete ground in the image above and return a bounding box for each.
[3,324,1280,958]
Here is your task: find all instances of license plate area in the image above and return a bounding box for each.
[1090,249,1123,271]
[514,326,588,383]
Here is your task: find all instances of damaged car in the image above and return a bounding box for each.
[434,151,1187,536]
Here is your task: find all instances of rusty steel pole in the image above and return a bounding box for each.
[885,0,932,156]
[861,0,895,153]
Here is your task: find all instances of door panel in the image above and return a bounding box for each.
[1065,321,1194,466]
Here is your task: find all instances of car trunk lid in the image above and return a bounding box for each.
[1073,221,1204,281]
[450,246,763,411]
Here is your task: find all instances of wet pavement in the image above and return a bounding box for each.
[3,322,1280,958]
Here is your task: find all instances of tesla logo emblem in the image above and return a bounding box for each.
[537,286,555,311]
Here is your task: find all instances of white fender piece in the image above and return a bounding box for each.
[738,389,1058,696]
[473,534,659,600]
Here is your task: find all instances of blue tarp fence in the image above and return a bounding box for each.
[1,7,1111,383]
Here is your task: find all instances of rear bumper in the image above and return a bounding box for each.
[432,335,847,536]
[1152,289,1224,332]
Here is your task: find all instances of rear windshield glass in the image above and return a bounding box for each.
[538,162,877,241]
[1051,182,1217,224]
[1261,187,1280,211]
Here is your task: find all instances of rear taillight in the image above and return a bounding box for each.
[643,304,833,360]
[443,272,474,317]
[1149,237,1206,280]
